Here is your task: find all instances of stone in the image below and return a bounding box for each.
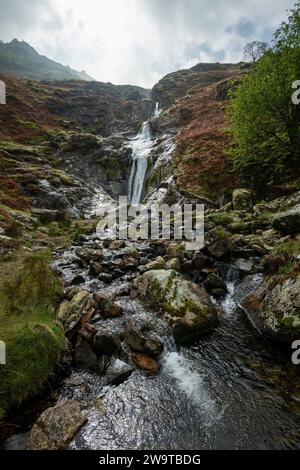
[192,252,213,271]
[74,337,99,372]
[145,256,165,270]
[94,293,124,318]
[232,189,253,211]
[132,353,159,374]
[123,318,164,358]
[133,269,217,341]
[166,258,181,271]
[93,330,120,355]
[203,273,228,297]
[103,359,134,385]
[272,205,300,234]
[58,291,94,332]
[27,401,87,450]
[98,273,113,284]
[243,274,300,344]
[166,242,184,258]
[206,226,232,259]
[109,240,126,250]
[70,274,85,286]
[75,247,103,263]
[89,261,103,276]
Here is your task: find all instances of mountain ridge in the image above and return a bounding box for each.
[0,39,95,81]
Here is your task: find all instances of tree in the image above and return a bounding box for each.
[243,41,268,63]
[227,3,300,186]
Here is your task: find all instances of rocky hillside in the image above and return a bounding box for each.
[0,39,94,81]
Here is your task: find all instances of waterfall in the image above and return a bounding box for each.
[128,121,152,206]
[154,101,161,118]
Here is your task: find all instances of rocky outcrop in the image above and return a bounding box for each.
[132,269,217,341]
[272,205,300,234]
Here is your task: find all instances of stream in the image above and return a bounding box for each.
[3,122,300,451]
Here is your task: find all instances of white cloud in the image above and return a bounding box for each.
[0,0,296,87]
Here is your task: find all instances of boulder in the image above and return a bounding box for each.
[166,242,184,258]
[132,269,217,341]
[103,359,134,385]
[58,291,94,332]
[123,318,164,358]
[94,293,123,318]
[206,226,233,259]
[132,352,159,374]
[166,258,181,271]
[145,256,165,271]
[232,189,253,211]
[27,401,87,450]
[272,205,300,234]
[203,273,228,298]
[74,337,99,372]
[75,247,103,263]
[243,274,300,344]
[93,330,120,355]
[109,240,126,250]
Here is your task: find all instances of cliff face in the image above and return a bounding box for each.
[147,63,242,203]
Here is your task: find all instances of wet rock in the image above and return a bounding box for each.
[166,258,181,271]
[272,205,300,235]
[181,259,193,274]
[192,252,213,271]
[27,401,87,450]
[235,258,255,274]
[145,256,165,270]
[70,274,85,286]
[133,269,217,341]
[123,318,164,358]
[98,273,113,284]
[243,274,300,344]
[89,261,103,276]
[120,255,140,270]
[203,273,228,298]
[132,352,159,374]
[206,226,232,259]
[103,359,134,385]
[232,189,253,211]
[93,330,120,355]
[94,293,124,318]
[58,291,94,332]
[109,240,126,250]
[74,337,99,372]
[75,247,103,263]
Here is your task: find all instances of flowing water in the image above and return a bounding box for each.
[50,244,300,450]
[128,122,152,206]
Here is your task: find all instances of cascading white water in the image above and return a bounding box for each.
[128,121,152,206]
[154,101,161,118]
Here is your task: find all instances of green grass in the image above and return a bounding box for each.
[0,251,65,420]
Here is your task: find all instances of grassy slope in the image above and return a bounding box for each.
[0,251,65,421]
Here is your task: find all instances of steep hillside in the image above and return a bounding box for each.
[0,39,94,81]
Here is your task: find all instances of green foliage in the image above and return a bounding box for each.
[227,3,300,185]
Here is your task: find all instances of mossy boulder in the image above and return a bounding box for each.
[206,226,233,259]
[243,274,300,344]
[132,269,217,342]
[232,189,253,211]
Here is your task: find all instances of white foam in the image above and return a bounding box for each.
[161,351,216,423]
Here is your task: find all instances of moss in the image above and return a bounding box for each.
[0,251,65,420]
[209,212,235,227]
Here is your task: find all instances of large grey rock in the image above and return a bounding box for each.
[272,205,300,234]
[103,359,134,385]
[132,269,217,341]
[243,274,300,343]
[27,401,87,450]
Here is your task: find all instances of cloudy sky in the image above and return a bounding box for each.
[0,0,295,88]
